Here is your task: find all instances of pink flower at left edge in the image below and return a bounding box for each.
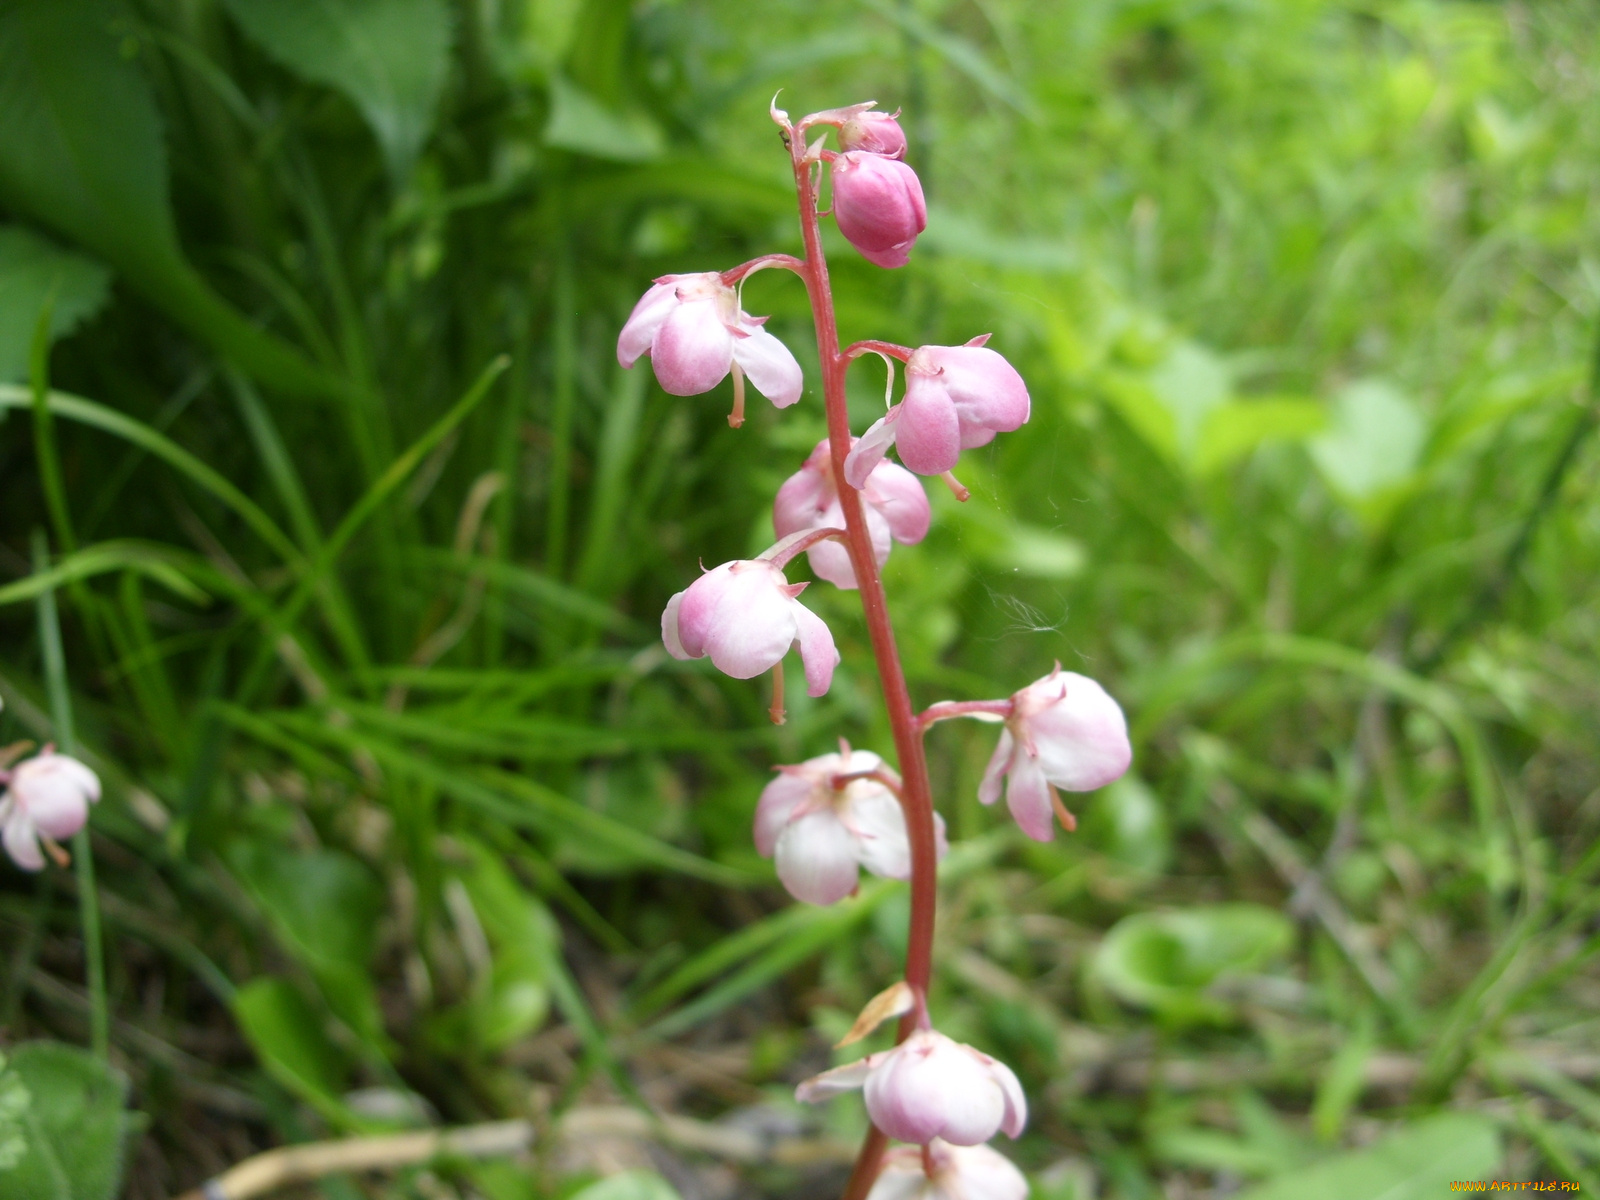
[662,556,840,696]
[617,272,803,406]
[797,1028,1027,1146]
[0,750,100,871]
[868,1141,1029,1200]
[774,438,930,589]
[754,746,948,905]
[845,340,1030,486]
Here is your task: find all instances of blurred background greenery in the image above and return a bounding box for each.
[0,0,1597,1196]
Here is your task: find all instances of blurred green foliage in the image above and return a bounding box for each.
[0,0,1597,1195]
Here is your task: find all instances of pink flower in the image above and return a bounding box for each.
[845,339,1030,486]
[980,667,1131,841]
[754,745,947,905]
[868,1141,1029,1200]
[0,750,100,872]
[773,439,930,589]
[617,273,803,414]
[831,152,927,269]
[839,111,907,159]
[662,535,841,696]
[798,1028,1027,1146]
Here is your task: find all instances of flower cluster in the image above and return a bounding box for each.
[0,746,100,872]
[619,98,1136,1200]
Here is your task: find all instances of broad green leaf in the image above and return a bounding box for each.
[568,1170,681,1200]
[1149,341,1233,461]
[221,0,453,182]
[1093,904,1293,1021]
[228,843,388,1047]
[232,977,351,1121]
[0,1,182,282]
[1195,396,1328,475]
[228,844,383,973]
[1310,380,1426,509]
[0,1052,29,1172]
[0,1042,130,1200]
[1235,1113,1500,1200]
[0,226,110,382]
[0,1,346,400]
[1081,775,1170,874]
[1103,340,1232,467]
[452,844,554,1050]
[545,75,664,162]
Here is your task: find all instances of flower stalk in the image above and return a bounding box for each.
[782,111,941,1200]
[30,529,108,1061]
[623,95,1132,1200]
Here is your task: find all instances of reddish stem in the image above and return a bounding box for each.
[786,123,939,1200]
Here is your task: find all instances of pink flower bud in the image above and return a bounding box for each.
[979,666,1131,842]
[754,745,947,905]
[798,1028,1027,1146]
[845,339,1031,486]
[773,439,930,589]
[831,152,927,270]
[662,550,840,697]
[0,750,100,872]
[618,273,802,408]
[839,111,907,159]
[868,1140,1029,1200]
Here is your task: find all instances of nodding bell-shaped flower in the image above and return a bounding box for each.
[774,439,930,590]
[838,110,908,159]
[0,748,100,872]
[980,666,1131,841]
[754,744,947,905]
[831,152,927,270]
[617,273,803,424]
[845,339,1030,487]
[868,1140,1029,1200]
[662,530,842,697]
[798,1028,1027,1146]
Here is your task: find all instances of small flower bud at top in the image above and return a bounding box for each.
[830,152,927,269]
[0,750,100,872]
[838,111,907,159]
